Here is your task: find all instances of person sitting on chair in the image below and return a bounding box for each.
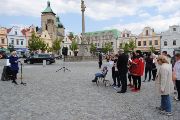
[92,66,108,82]
[9,51,19,85]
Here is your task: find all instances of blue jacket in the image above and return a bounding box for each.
[9,55,19,71]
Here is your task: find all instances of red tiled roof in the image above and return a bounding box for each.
[21,29,27,36]
[7,28,12,33]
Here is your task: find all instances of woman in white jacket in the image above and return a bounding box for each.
[156,55,174,116]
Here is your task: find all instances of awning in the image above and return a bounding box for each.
[15,48,28,52]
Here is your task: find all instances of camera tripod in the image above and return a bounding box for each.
[56,55,71,72]
[19,61,26,86]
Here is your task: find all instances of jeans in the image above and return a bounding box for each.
[95,73,104,80]
[161,95,172,112]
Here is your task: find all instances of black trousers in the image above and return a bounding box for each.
[119,73,127,92]
[145,67,152,81]
[11,70,18,81]
[112,71,120,87]
[98,61,102,68]
[132,75,141,90]
[152,69,157,80]
[128,73,132,84]
[176,80,180,100]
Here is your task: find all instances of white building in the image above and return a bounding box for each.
[7,26,27,52]
[117,29,136,49]
[161,25,180,56]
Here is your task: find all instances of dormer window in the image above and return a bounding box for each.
[146,30,148,36]
[173,28,176,31]
[15,31,17,35]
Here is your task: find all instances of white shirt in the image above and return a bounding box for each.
[174,60,180,80]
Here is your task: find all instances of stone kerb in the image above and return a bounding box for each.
[64,56,98,62]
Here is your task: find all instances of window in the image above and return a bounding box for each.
[127,34,129,37]
[143,41,146,46]
[11,39,14,45]
[149,40,152,46]
[15,31,17,35]
[95,43,97,46]
[123,34,125,37]
[173,40,176,46]
[97,43,99,46]
[173,28,176,31]
[16,39,19,45]
[164,41,167,46]
[111,42,113,45]
[146,30,148,36]
[1,39,5,44]
[21,41,23,45]
[138,41,141,46]
[155,40,158,45]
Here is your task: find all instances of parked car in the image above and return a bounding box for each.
[24,54,55,64]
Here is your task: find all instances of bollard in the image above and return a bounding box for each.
[43,60,46,67]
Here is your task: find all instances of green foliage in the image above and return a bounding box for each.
[102,42,113,53]
[128,39,136,51]
[119,40,136,53]
[7,43,14,52]
[28,32,48,52]
[149,46,156,53]
[90,43,96,54]
[28,33,41,51]
[52,38,61,54]
[39,39,48,52]
[70,39,78,52]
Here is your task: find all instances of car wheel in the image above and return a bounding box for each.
[46,61,50,65]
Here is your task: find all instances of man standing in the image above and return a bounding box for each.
[173,53,180,101]
[98,52,102,69]
[117,50,128,93]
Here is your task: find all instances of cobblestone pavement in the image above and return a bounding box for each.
[0,59,179,120]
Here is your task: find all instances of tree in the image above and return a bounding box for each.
[90,43,96,55]
[128,39,136,51]
[70,39,78,56]
[28,32,41,51]
[120,43,129,54]
[7,43,14,52]
[149,45,156,53]
[52,38,61,54]
[102,42,113,54]
[39,39,48,53]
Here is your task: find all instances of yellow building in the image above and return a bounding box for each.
[0,27,8,48]
[136,27,161,52]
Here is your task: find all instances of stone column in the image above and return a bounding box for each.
[78,0,90,56]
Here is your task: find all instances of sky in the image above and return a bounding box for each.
[0,0,180,35]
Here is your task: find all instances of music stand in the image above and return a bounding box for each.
[56,55,71,72]
[19,61,26,86]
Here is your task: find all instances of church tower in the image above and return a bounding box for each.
[41,1,56,40]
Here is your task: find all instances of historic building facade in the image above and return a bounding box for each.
[7,26,27,52]
[40,1,65,47]
[84,29,120,53]
[136,27,161,52]
[0,27,8,48]
[117,29,136,49]
[161,25,180,56]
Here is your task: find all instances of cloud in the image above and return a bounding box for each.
[105,15,180,35]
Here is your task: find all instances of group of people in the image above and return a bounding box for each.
[93,50,180,116]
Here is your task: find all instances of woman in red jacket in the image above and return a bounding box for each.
[130,50,144,92]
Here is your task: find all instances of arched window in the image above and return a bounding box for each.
[173,40,176,46]
[164,41,167,46]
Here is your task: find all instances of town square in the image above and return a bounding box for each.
[0,0,180,120]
